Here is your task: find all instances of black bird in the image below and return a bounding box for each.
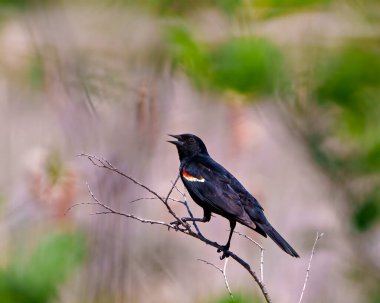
[168,133,299,259]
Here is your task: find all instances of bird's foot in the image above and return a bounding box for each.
[217,246,230,260]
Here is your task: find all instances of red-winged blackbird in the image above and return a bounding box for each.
[168,133,299,259]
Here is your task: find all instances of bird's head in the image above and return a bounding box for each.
[168,133,209,161]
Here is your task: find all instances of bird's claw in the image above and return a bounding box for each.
[217,246,230,259]
[220,251,230,260]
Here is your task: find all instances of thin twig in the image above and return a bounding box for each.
[164,174,180,206]
[260,247,264,283]
[232,230,265,282]
[78,154,161,200]
[171,182,186,196]
[129,197,184,204]
[232,230,263,250]
[223,258,233,300]
[197,258,223,272]
[164,175,191,229]
[91,211,177,229]
[183,199,202,235]
[197,259,234,300]
[182,228,271,302]
[171,181,202,235]
[69,188,175,230]
[298,232,324,303]
[77,154,187,227]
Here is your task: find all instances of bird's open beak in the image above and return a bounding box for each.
[167,134,184,146]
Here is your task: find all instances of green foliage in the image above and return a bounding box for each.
[145,0,194,15]
[122,0,241,16]
[208,38,286,94]
[372,292,380,303]
[312,42,380,231]
[123,0,326,17]
[0,0,29,10]
[316,45,380,110]
[166,25,210,85]
[213,0,242,14]
[0,232,86,303]
[167,25,287,96]
[45,151,64,185]
[27,54,45,90]
[209,293,262,303]
[244,0,331,19]
[255,0,330,8]
[0,0,53,11]
[352,190,380,232]
[314,43,380,171]
[306,133,343,177]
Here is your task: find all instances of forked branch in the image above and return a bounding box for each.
[198,258,233,300]
[232,230,265,283]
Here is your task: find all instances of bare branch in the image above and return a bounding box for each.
[197,258,223,272]
[260,246,264,283]
[298,232,324,303]
[77,154,165,202]
[129,197,160,204]
[232,230,263,250]
[197,258,234,300]
[91,211,178,229]
[186,230,271,302]
[171,181,202,235]
[129,197,184,204]
[171,182,186,196]
[163,174,189,227]
[77,154,187,228]
[232,230,264,282]
[165,174,180,205]
[86,181,114,212]
[182,199,202,235]
[68,187,175,230]
[223,258,233,300]
[65,202,98,215]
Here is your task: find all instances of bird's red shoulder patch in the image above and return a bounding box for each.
[182,167,205,182]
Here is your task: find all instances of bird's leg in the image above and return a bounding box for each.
[217,220,236,260]
[170,210,211,228]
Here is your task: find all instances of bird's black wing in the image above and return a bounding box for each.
[188,156,270,234]
[182,159,254,226]
[196,156,264,211]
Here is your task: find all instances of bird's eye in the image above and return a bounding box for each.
[188,137,195,144]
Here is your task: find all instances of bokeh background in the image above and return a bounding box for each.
[0,0,379,302]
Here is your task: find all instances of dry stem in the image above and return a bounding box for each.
[198,258,234,300]
[298,232,324,303]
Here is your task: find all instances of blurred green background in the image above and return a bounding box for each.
[0,0,379,302]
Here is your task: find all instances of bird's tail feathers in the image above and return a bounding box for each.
[258,223,299,258]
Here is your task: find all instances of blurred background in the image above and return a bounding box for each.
[0,0,379,302]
